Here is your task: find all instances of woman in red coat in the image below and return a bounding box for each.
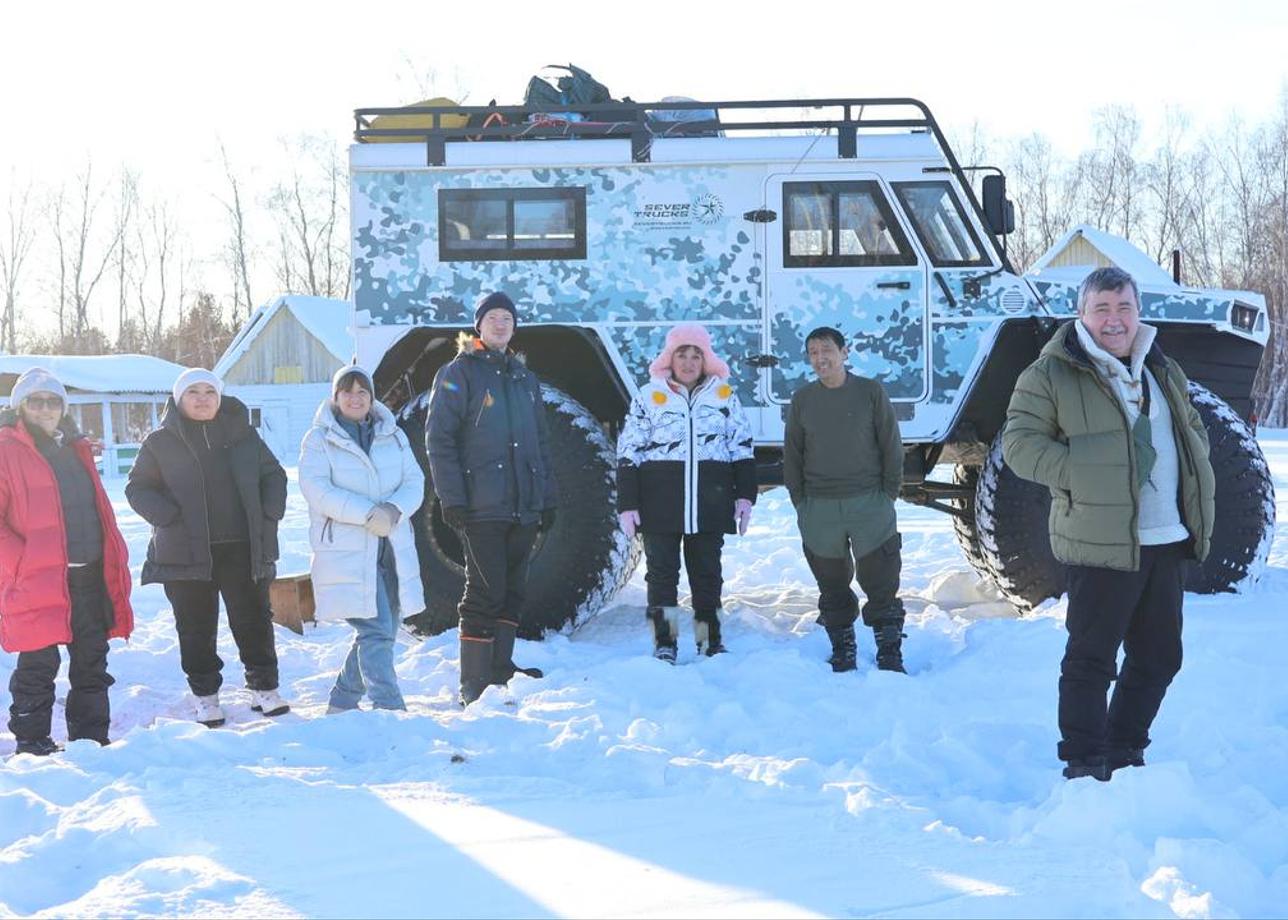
[0,368,133,756]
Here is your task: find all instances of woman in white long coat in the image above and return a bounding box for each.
[299,366,425,711]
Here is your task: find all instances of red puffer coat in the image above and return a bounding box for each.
[0,414,134,653]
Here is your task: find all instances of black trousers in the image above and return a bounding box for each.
[8,563,114,744]
[1059,541,1187,762]
[163,541,279,696]
[803,533,903,630]
[641,531,725,613]
[458,521,539,639]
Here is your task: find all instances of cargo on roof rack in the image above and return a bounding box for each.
[353,97,948,166]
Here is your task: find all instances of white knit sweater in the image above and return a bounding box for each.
[1074,321,1189,546]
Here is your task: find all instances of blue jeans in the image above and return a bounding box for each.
[329,568,406,711]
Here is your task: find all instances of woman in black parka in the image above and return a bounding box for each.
[126,368,289,727]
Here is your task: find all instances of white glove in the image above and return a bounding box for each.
[365,502,400,538]
[619,509,641,538]
[735,498,753,536]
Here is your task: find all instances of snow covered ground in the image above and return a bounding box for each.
[2,435,1287,919]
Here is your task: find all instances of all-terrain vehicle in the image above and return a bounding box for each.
[348,96,1275,634]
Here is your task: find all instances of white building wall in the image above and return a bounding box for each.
[224,382,332,465]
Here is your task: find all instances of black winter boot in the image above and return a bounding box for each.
[826,624,858,673]
[646,606,679,664]
[401,610,436,641]
[693,610,727,657]
[872,609,907,673]
[1062,755,1111,781]
[1106,746,1146,774]
[14,737,61,757]
[491,620,544,686]
[459,635,495,706]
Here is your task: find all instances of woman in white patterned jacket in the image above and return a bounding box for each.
[616,323,757,662]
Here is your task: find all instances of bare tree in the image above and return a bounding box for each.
[268,134,350,300]
[395,58,469,103]
[112,168,139,345]
[47,161,126,346]
[0,173,38,352]
[1247,97,1288,424]
[1212,115,1270,287]
[1076,105,1143,238]
[1178,140,1224,287]
[1142,107,1193,266]
[49,184,68,340]
[130,194,181,351]
[1004,133,1073,270]
[218,142,255,321]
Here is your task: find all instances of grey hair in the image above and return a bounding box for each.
[1077,266,1139,313]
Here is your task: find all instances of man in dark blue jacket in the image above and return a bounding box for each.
[427,292,559,704]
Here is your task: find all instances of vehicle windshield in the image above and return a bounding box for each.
[894,182,987,267]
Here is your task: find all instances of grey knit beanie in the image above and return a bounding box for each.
[10,367,68,408]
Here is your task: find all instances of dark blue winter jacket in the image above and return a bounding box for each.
[426,337,558,525]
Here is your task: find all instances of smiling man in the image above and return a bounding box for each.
[1003,267,1216,782]
[426,291,558,705]
[784,326,906,675]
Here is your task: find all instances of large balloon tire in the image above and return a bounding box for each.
[972,436,1067,611]
[951,463,993,584]
[403,384,640,638]
[968,381,1276,612]
[1183,382,1276,593]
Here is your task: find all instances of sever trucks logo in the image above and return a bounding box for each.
[693,193,725,224]
[633,194,725,230]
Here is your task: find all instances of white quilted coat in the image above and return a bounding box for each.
[298,400,425,621]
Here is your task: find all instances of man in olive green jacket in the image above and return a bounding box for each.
[1004,267,1215,781]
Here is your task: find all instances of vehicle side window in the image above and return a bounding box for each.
[439,187,587,261]
[783,181,915,268]
[893,182,988,267]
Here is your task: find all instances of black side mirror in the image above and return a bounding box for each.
[982,174,1015,236]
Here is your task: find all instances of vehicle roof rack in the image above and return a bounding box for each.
[352,96,1007,269]
[354,96,947,164]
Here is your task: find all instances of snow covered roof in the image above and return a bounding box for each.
[0,354,188,397]
[1028,224,1177,288]
[214,295,353,377]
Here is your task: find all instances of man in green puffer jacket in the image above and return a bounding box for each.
[1003,267,1215,782]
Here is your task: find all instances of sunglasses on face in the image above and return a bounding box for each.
[24,396,64,411]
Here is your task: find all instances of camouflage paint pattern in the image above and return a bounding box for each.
[352,167,761,328]
[352,156,1260,443]
[928,271,1041,319]
[930,321,988,405]
[767,270,927,401]
[1031,279,1232,321]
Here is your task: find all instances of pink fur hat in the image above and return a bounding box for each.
[648,323,731,380]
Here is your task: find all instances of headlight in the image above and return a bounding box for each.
[1231,303,1259,332]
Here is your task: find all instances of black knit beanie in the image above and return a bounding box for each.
[474,291,518,333]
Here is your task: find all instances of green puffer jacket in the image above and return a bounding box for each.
[1002,321,1215,571]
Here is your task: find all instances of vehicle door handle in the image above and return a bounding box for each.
[877,281,911,290]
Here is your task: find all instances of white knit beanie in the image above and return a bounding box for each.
[172,368,224,406]
[331,364,374,398]
[10,367,68,407]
